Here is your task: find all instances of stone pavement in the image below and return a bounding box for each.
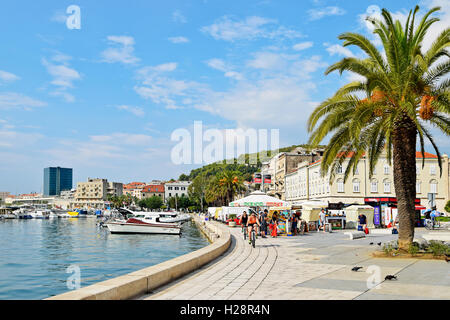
[139,225,450,300]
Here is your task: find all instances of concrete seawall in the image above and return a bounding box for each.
[46,215,231,300]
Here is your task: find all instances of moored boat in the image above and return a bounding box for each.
[30,209,51,219]
[105,214,181,235]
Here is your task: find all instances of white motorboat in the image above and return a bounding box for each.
[105,215,181,235]
[118,208,191,223]
[14,208,33,219]
[30,209,51,219]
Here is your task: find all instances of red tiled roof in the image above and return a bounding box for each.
[416,152,438,159]
[124,182,146,189]
[142,185,164,193]
[19,193,39,197]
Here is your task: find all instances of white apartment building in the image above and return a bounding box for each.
[285,152,449,213]
[164,181,191,200]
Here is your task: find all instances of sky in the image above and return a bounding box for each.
[0,0,449,194]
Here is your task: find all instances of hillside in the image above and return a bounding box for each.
[177,144,322,182]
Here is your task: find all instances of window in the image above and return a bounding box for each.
[168,187,173,190]
[371,180,378,193]
[336,165,343,174]
[383,179,391,193]
[430,180,438,194]
[430,165,436,175]
[337,179,344,193]
[384,163,390,175]
[352,179,360,193]
[416,181,421,194]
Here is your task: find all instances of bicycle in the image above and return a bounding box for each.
[242,224,247,240]
[250,224,256,248]
[425,218,441,230]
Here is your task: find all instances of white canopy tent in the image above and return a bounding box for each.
[229,191,288,208]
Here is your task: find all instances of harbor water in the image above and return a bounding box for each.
[0,217,209,300]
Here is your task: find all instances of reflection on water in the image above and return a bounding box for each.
[0,218,208,300]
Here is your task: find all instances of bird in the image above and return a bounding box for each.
[369,242,374,245]
[352,266,363,272]
[377,242,382,246]
[385,275,397,280]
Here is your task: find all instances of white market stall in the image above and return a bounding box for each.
[294,200,328,223]
[221,206,250,222]
[229,191,288,208]
[345,205,375,229]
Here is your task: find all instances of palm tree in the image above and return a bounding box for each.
[308,5,449,251]
[217,170,246,205]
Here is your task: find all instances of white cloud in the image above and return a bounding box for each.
[136,52,326,129]
[0,128,43,148]
[101,36,140,64]
[201,15,303,41]
[293,41,314,51]
[0,92,47,110]
[195,77,317,128]
[308,6,346,20]
[42,56,81,102]
[117,105,145,117]
[51,10,67,23]
[206,58,244,80]
[168,36,190,44]
[134,62,206,110]
[324,43,356,57]
[172,10,187,23]
[0,70,20,83]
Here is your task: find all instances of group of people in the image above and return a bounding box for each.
[239,209,310,243]
[239,209,281,244]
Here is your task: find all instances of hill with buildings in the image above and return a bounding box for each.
[177,144,325,182]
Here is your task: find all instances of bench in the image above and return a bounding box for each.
[344,231,366,240]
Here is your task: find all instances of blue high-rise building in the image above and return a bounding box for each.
[43,167,73,196]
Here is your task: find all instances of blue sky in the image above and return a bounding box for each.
[0,0,449,194]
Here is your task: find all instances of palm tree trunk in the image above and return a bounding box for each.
[392,118,417,251]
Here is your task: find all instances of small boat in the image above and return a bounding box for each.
[14,208,33,219]
[58,211,79,218]
[105,213,181,235]
[30,209,51,219]
[0,208,16,219]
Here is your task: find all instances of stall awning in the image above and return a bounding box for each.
[415,205,426,210]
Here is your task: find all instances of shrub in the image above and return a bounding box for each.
[445,200,450,214]
[382,243,398,256]
[408,242,420,256]
[426,241,450,256]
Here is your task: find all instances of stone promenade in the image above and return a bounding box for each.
[140,224,450,300]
